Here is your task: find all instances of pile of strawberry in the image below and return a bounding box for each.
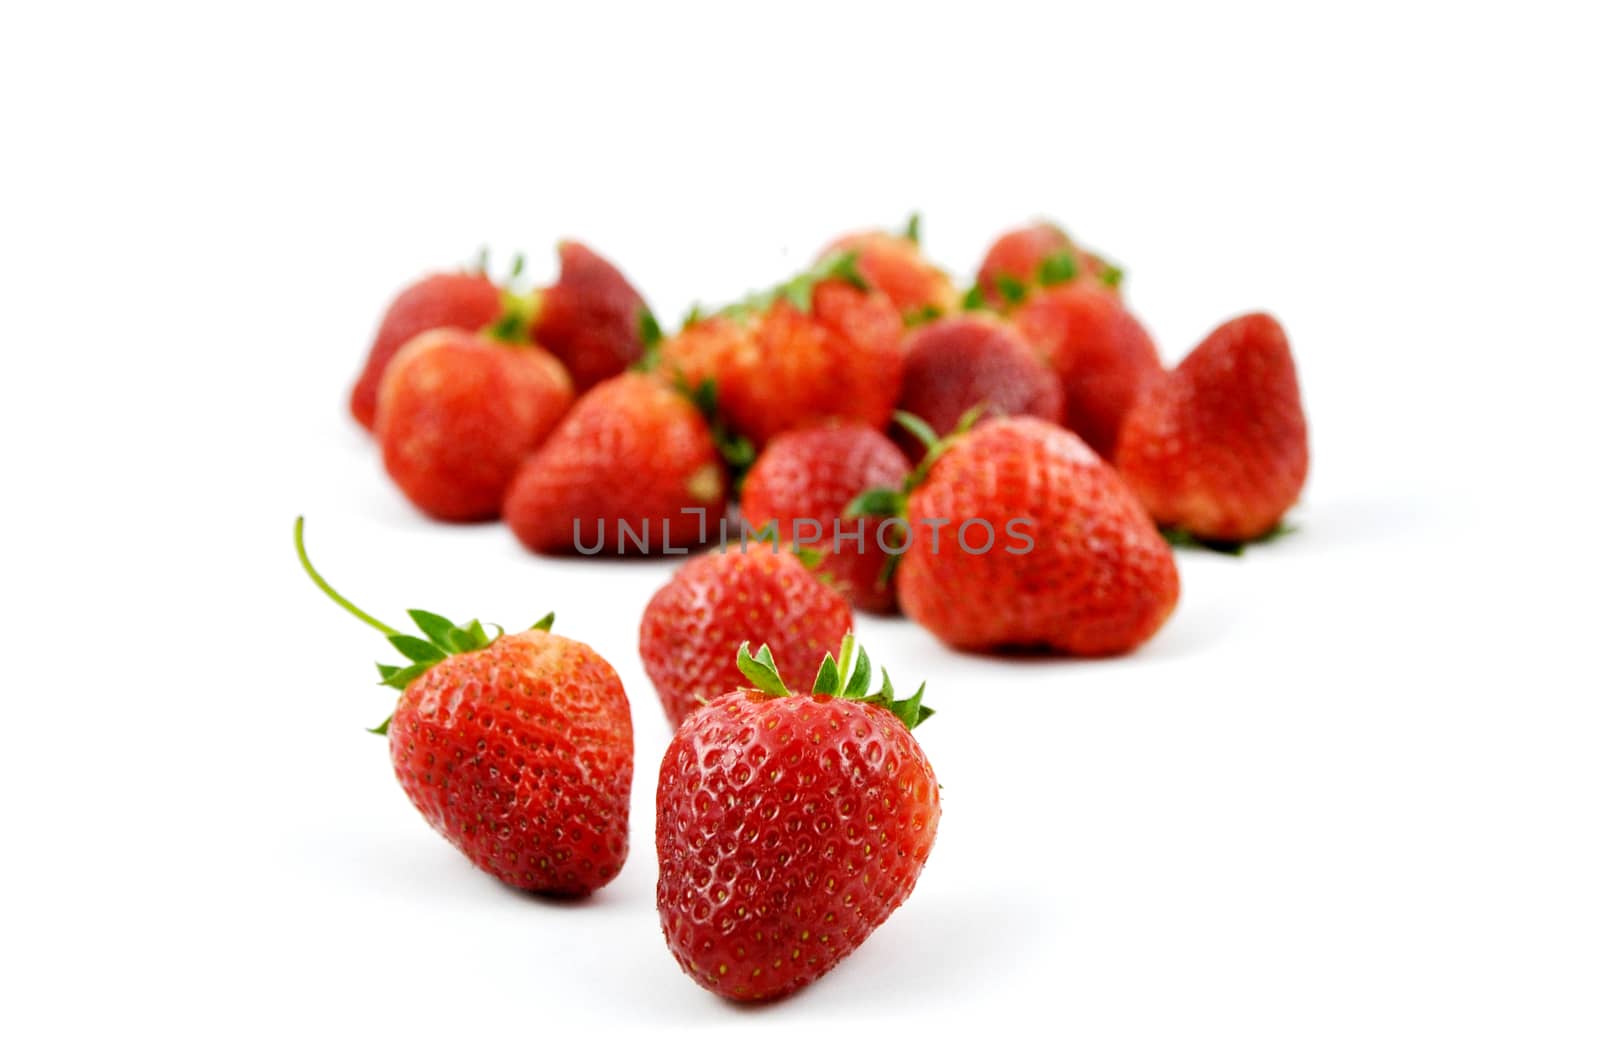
[347,219,1308,654]
[315,217,1310,1003]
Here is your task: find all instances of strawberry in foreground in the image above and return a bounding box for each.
[739,424,911,613]
[859,415,1179,655]
[504,372,728,555]
[295,517,634,894]
[639,548,852,728]
[656,253,904,447]
[656,636,939,1002]
[531,240,654,392]
[1115,312,1308,545]
[349,267,504,430]
[821,214,958,324]
[376,327,573,522]
[893,313,1062,459]
[1014,280,1162,459]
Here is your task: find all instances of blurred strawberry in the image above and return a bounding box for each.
[739,424,912,612]
[376,327,572,521]
[657,254,903,447]
[975,221,1121,310]
[1014,282,1162,459]
[893,313,1062,458]
[531,240,654,392]
[1115,313,1308,544]
[349,267,503,430]
[504,373,727,555]
[822,214,958,324]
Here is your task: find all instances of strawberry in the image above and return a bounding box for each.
[975,221,1121,310]
[863,416,1178,655]
[639,548,853,728]
[531,240,654,392]
[822,214,958,324]
[295,518,633,894]
[349,268,504,430]
[503,372,727,555]
[893,313,1062,458]
[1114,312,1308,544]
[656,254,903,447]
[739,424,911,613]
[656,636,938,1002]
[375,327,573,522]
[1014,281,1162,459]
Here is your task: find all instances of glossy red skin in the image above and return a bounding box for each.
[659,282,904,447]
[504,373,727,555]
[1014,283,1162,459]
[1115,313,1308,542]
[639,551,852,728]
[893,314,1063,458]
[739,425,912,613]
[389,629,633,895]
[898,417,1179,655]
[656,689,939,1001]
[350,271,503,430]
[822,230,958,320]
[532,240,650,392]
[376,329,573,522]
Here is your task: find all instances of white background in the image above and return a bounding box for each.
[3,2,1597,1059]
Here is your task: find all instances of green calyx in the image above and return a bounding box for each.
[1162,522,1296,556]
[903,304,943,327]
[679,375,757,489]
[1098,262,1125,290]
[714,250,869,322]
[840,407,983,588]
[295,517,550,734]
[632,307,665,373]
[902,212,922,246]
[485,288,541,344]
[1038,249,1079,287]
[735,634,933,731]
[994,273,1027,308]
[960,284,986,311]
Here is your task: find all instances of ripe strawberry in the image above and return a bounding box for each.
[503,372,727,555]
[739,425,911,613]
[375,327,573,522]
[1114,313,1308,544]
[975,221,1121,310]
[531,240,654,392]
[295,518,633,895]
[349,268,504,430]
[822,214,958,323]
[656,254,903,447]
[1014,281,1162,459]
[871,416,1178,655]
[639,548,852,728]
[656,636,938,1002]
[893,313,1062,458]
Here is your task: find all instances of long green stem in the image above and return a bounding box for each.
[294,516,400,636]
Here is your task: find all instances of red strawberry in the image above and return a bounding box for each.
[975,221,1120,310]
[504,373,727,555]
[375,328,573,522]
[657,255,903,447]
[822,215,957,323]
[1114,313,1308,544]
[656,637,938,1001]
[877,416,1178,655]
[295,518,633,895]
[893,313,1063,458]
[531,240,654,392]
[739,425,911,613]
[1014,282,1162,459]
[639,549,852,728]
[349,269,504,430]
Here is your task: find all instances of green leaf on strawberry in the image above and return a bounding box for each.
[739,634,932,730]
[295,517,540,732]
